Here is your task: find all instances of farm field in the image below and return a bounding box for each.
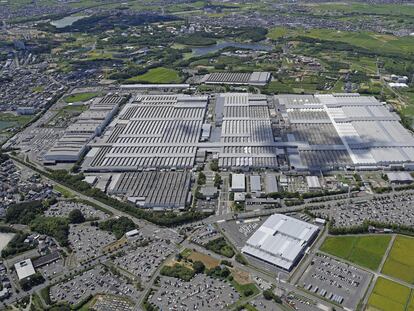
[126,67,181,84]
[382,235,414,284]
[320,235,391,270]
[308,3,414,18]
[367,277,412,311]
[267,27,414,56]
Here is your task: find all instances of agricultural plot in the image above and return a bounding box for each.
[367,277,411,311]
[320,235,391,270]
[382,235,414,284]
[267,27,414,56]
[126,67,181,83]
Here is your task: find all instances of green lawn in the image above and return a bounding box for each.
[320,235,391,270]
[53,184,75,199]
[267,27,288,40]
[127,67,182,84]
[367,277,411,311]
[230,279,260,298]
[382,235,414,284]
[63,92,99,103]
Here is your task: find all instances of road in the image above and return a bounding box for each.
[11,156,151,229]
[11,155,411,311]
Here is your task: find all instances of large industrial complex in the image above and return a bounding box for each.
[45,92,414,174]
[2,2,413,309]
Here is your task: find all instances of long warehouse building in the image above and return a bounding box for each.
[83,94,208,171]
[44,94,124,163]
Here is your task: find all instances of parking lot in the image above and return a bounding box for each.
[46,200,110,220]
[285,293,326,311]
[50,265,139,305]
[312,193,414,228]
[218,217,266,249]
[69,224,116,262]
[149,274,240,310]
[114,239,176,283]
[91,294,135,311]
[38,259,69,280]
[190,224,221,246]
[249,296,285,311]
[299,253,372,310]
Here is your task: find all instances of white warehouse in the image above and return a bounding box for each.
[242,214,319,271]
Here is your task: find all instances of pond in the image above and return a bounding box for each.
[0,233,15,252]
[192,41,273,56]
[50,15,88,28]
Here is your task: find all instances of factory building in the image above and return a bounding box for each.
[386,171,414,184]
[107,171,192,210]
[306,176,321,191]
[83,94,208,171]
[231,173,246,192]
[277,93,414,171]
[242,214,319,271]
[44,94,124,164]
[216,93,283,169]
[14,259,36,281]
[250,175,261,193]
[202,72,271,86]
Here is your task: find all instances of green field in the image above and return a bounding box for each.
[382,236,414,284]
[127,67,182,84]
[0,113,32,131]
[320,235,391,270]
[267,27,414,56]
[309,3,414,18]
[53,184,75,198]
[367,277,411,311]
[63,92,99,103]
[409,293,414,311]
[267,27,288,40]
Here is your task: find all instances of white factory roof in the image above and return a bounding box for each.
[14,259,36,281]
[242,214,319,270]
[306,176,321,189]
[250,175,261,192]
[232,174,246,191]
[277,93,414,170]
[386,171,414,183]
[265,174,278,193]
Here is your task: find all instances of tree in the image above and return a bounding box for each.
[243,289,254,297]
[192,261,205,274]
[68,209,85,224]
[197,172,206,185]
[210,160,219,171]
[214,173,222,188]
[263,289,275,300]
